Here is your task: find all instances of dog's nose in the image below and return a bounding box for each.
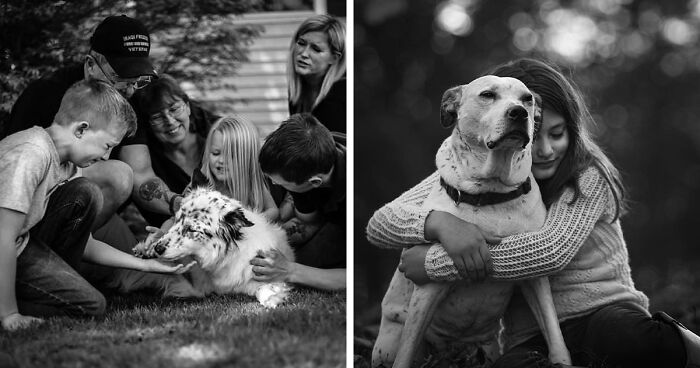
[155,244,166,255]
[507,106,529,123]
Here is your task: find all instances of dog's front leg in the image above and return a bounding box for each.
[394,282,450,368]
[521,277,571,365]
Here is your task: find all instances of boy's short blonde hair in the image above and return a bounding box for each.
[54,79,137,137]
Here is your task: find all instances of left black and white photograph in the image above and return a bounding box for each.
[0,0,347,367]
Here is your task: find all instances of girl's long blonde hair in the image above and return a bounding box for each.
[287,14,346,113]
[201,116,268,212]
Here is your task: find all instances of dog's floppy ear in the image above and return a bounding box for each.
[218,208,255,250]
[532,92,543,134]
[440,86,462,128]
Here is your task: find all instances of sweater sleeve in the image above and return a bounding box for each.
[365,172,439,248]
[425,166,616,281]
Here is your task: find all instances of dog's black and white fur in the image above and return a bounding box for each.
[110,186,294,308]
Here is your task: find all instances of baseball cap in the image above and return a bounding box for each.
[90,15,157,78]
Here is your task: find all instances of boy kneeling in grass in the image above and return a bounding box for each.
[0,80,194,331]
[252,113,346,291]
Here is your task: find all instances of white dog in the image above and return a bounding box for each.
[373,75,570,367]
[113,187,294,308]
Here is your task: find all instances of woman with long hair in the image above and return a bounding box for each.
[287,14,346,133]
[367,58,698,368]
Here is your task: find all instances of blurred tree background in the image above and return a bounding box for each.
[0,0,276,131]
[354,0,700,347]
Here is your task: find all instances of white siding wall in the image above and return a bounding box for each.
[187,11,316,137]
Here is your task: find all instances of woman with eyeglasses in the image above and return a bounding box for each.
[133,74,220,226]
[287,14,346,133]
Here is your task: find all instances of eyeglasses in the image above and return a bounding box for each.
[91,56,152,90]
[149,101,188,127]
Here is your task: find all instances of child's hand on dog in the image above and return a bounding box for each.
[132,226,167,259]
[143,259,197,274]
[425,211,501,281]
[145,226,165,243]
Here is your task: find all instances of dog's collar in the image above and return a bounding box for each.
[439,177,532,206]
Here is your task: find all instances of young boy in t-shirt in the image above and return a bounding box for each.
[253,113,346,291]
[0,80,193,331]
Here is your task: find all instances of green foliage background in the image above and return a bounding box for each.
[0,0,265,128]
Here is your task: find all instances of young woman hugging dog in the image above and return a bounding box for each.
[366,58,700,368]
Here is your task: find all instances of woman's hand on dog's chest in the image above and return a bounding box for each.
[250,249,294,283]
[425,210,500,282]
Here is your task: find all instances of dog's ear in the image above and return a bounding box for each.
[440,86,462,128]
[532,92,543,134]
[218,208,255,249]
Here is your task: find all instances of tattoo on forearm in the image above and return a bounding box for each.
[139,179,166,202]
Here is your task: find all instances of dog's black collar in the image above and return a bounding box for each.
[439,177,532,206]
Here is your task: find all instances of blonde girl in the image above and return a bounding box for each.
[200,116,278,221]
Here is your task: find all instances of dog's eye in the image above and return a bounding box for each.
[479,91,495,99]
[523,94,533,104]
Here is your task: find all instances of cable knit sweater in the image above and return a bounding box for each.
[366,166,649,347]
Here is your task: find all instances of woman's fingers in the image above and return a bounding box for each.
[454,255,468,278]
[250,257,272,267]
[252,273,272,281]
[471,253,486,281]
[479,245,493,276]
[463,255,476,281]
[252,265,273,275]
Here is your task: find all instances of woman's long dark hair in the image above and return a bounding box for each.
[485,58,626,219]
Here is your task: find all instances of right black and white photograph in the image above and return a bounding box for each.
[354,1,700,367]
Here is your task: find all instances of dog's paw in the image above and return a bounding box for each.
[255,283,291,308]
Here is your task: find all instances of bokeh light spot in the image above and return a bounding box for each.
[513,27,539,51]
[543,9,598,62]
[662,18,697,46]
[436,2,474,36]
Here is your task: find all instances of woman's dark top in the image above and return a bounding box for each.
[289,78,346,133]
[140,101,219,226]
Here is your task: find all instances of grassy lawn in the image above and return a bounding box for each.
[0,288,346,368]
